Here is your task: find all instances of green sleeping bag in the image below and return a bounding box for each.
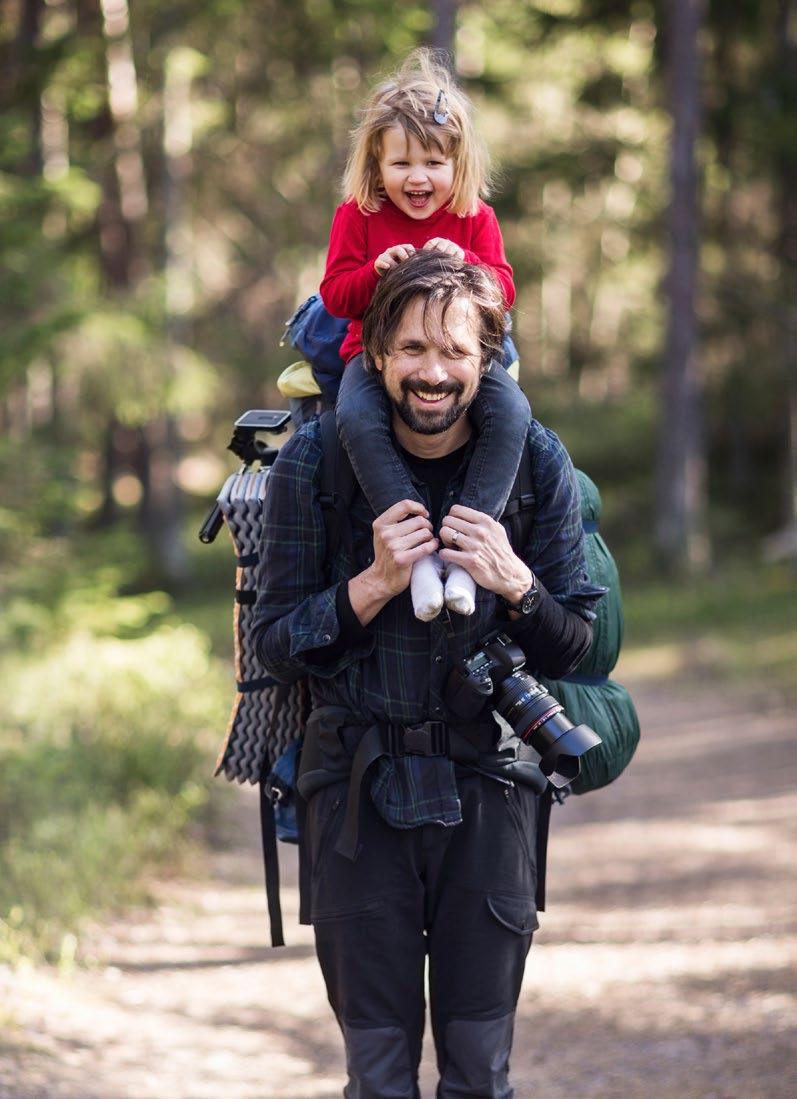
[540,471,640,795]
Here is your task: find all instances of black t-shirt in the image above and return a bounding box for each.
[399,440,469,526]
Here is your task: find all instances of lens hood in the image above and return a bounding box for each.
[538,723,602,789]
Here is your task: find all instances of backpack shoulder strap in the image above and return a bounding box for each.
[318,410,356,559]
[501,436,536,546]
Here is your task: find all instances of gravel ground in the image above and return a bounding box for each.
[1,681,795,1099]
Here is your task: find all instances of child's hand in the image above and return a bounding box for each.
[422,238,466,260]
[374,244,416,275]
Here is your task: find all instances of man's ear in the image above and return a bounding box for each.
[373,355,384,374]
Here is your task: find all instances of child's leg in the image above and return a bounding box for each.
[441,358,530,616]
[457,363,531,518]
[337,355,443,620]
[336,354,424,515]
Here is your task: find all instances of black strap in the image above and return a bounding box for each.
[319,410,357,562]
[334,725,387,861]
[295,785,312,926]
[235,589,257,605]
[561,672,608,687]
[500,439,536,547]
[259,776,284,947]
[535,785,554,912]
[236,552,259,567]
[237,676,277,693]
[258,683,290,947]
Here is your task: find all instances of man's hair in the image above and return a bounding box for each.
[361,252,506,374]
[342,48,490,218]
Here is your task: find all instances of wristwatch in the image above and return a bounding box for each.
[500,574,540,616]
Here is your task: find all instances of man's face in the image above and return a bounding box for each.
[374,294,483,436]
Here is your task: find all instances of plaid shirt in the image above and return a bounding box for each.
[254,417,601,828]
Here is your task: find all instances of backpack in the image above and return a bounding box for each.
[281,295,350,404]
[207,413,352,945]
[536,470,640,795]
[206,410,639,943]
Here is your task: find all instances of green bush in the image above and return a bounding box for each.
[0,623,229,962]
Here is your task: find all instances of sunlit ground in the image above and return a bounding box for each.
[2,680,794,1098]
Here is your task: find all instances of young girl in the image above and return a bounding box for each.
[321,50,531,621]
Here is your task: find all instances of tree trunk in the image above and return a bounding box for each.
[776,0,797,538]
[98,0,189,583]
[13,0,45,177]
[157,47,205,584]
[96,418,119,528]
[428,0,458,56]
[654,0,709,573]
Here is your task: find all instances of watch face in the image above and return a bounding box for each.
[519,586,540,614]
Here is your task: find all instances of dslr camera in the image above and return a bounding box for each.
[445,633,601,788]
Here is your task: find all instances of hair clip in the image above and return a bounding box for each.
[433,89,449,125]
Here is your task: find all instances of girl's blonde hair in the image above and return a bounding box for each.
[343,49,490,218]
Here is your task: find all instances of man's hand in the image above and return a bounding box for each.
[349,500,437,626]
[374,244,416,275]
[422,238,466,261]
[439,504,533,606]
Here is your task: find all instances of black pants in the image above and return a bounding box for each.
[306,773,539,1099]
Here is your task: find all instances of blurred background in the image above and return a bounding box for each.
[0,2,795,1092]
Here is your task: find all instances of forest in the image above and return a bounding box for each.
[1,0,796,959]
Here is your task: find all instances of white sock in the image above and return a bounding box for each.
[411,553,445,621]
[444,563,477,616]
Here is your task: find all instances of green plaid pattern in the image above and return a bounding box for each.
[253,417,599,826]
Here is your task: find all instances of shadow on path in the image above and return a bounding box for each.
[1,681,795,1098]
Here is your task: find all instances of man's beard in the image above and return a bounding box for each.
[393,378,471,435]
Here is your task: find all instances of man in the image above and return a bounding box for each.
[254,253,599,1098]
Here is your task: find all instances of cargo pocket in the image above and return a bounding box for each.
[486,893,538,936]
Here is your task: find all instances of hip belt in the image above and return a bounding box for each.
[297,707,547,864]
[336,719,501,861]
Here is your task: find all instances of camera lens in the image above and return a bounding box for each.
[497,674,562,736]
[494,671,601,788]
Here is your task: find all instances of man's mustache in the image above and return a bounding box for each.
[400,378,465,398]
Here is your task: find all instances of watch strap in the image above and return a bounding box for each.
[501,576,540,615]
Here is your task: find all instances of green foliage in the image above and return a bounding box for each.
[622,560,797,692]
[0,621,228,963]
[0,459,232,963]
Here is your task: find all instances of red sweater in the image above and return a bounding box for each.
[320,198,515,363]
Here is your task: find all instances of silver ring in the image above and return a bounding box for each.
[451,530,460,545]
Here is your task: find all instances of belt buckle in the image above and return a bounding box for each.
[402,721,444,756]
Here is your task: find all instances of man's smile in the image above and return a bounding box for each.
[402,378,463,411]
[410,386,451,404]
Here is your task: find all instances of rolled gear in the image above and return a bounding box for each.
[539,470,640,794]
[212,465,310,785]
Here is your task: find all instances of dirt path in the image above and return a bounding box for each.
[2,682,795,1099]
